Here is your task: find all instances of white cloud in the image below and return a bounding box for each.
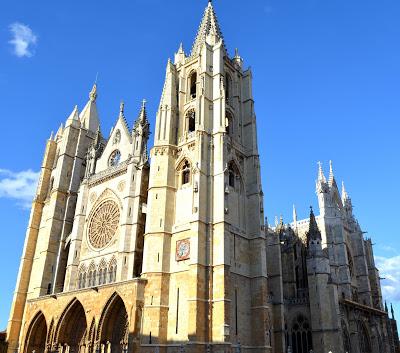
[8,22,37,58]
[0,169,40,209]
[375,255,400,302]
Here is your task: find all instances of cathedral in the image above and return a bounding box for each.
[5,2,400,353]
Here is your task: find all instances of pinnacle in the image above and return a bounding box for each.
[317,161,327,183]
[191,1,226,56]
[89,83,97,102]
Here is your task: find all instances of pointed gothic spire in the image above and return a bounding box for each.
[328,160,337,187]
[191,1,226,56]
[133,99,150,135]
[293,205,298,229]
[317,161,327,183]
[391,304,395,319]
[55,123,64,140]
[49,131,54,140]
[341,181,351,205]
[119,101,125,118]
[307,206,322,245]
[80,83,100,132]
[66,105,79,126]
[385,301,389,312]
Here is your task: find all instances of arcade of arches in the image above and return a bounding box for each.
[22,286,141,353]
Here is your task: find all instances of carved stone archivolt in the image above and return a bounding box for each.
[88,200,120,249]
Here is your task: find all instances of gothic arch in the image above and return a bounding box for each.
[91,188,122,212]
[24,311,47,353]
[358,320,372,353]
[227,160,244,193]
[290,314,313,353]
[176,158,193,187]
[77,264,87,289]
[54,298,88,353]
[185,108,196,133]
[342,320,351,353]
[98,258,108,285]
[88,261,96,287]
[108,256,117,283]
[97,293,129,353]
[188,70,198,100]
[225,73,232,101]
[225,110,234,136]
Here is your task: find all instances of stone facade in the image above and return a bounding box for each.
[5,3,400,353]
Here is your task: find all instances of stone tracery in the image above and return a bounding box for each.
[88,200,120,249]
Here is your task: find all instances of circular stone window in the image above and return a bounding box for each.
[88,200,120,249]
[109,150,121,167]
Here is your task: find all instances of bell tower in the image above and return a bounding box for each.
[141,2,272,353]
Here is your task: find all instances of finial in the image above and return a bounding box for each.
[279,215,284,226]
[120,101,125,115]
[391,303,395,319]
[293,204,298,223]
[142,99,147,109]
[317,161,326,182]
[49,131,54,140]
[89,83,97,102]
[385,301,388,312]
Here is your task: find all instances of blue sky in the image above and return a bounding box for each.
[1,0,400,330]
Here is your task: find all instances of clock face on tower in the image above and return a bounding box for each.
[176,239,190,261]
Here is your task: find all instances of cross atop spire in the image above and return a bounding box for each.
[191,1,226,56]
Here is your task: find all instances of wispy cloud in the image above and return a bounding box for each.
[375,255,400,302]
[0,169,40,209]
[8,22,37,58]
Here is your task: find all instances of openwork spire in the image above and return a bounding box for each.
[191,1,226,56]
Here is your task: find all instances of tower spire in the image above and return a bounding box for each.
[80,83,100,132]
[191,0,226,56]
[317,161,327,183]
[329,160,335,186]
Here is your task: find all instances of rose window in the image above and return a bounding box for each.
[88,200,120,249]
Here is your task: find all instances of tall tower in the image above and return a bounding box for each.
[6,85,100,353]
[141,3,271,353]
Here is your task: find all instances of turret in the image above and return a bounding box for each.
[132,100,150,164]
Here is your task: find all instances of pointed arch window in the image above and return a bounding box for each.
[186,109,196,133]
[182,161,191,186]
[290,315,313,353]
[228,162,238,188]
[108,259,117,283]
[189,72,197,99]
[225,73,232,103]
[346,245,354,277]
[225,111,233,136]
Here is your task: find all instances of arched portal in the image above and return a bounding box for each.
[25,312,47,353]
[99,294,129,353]
[57,300,87,353]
